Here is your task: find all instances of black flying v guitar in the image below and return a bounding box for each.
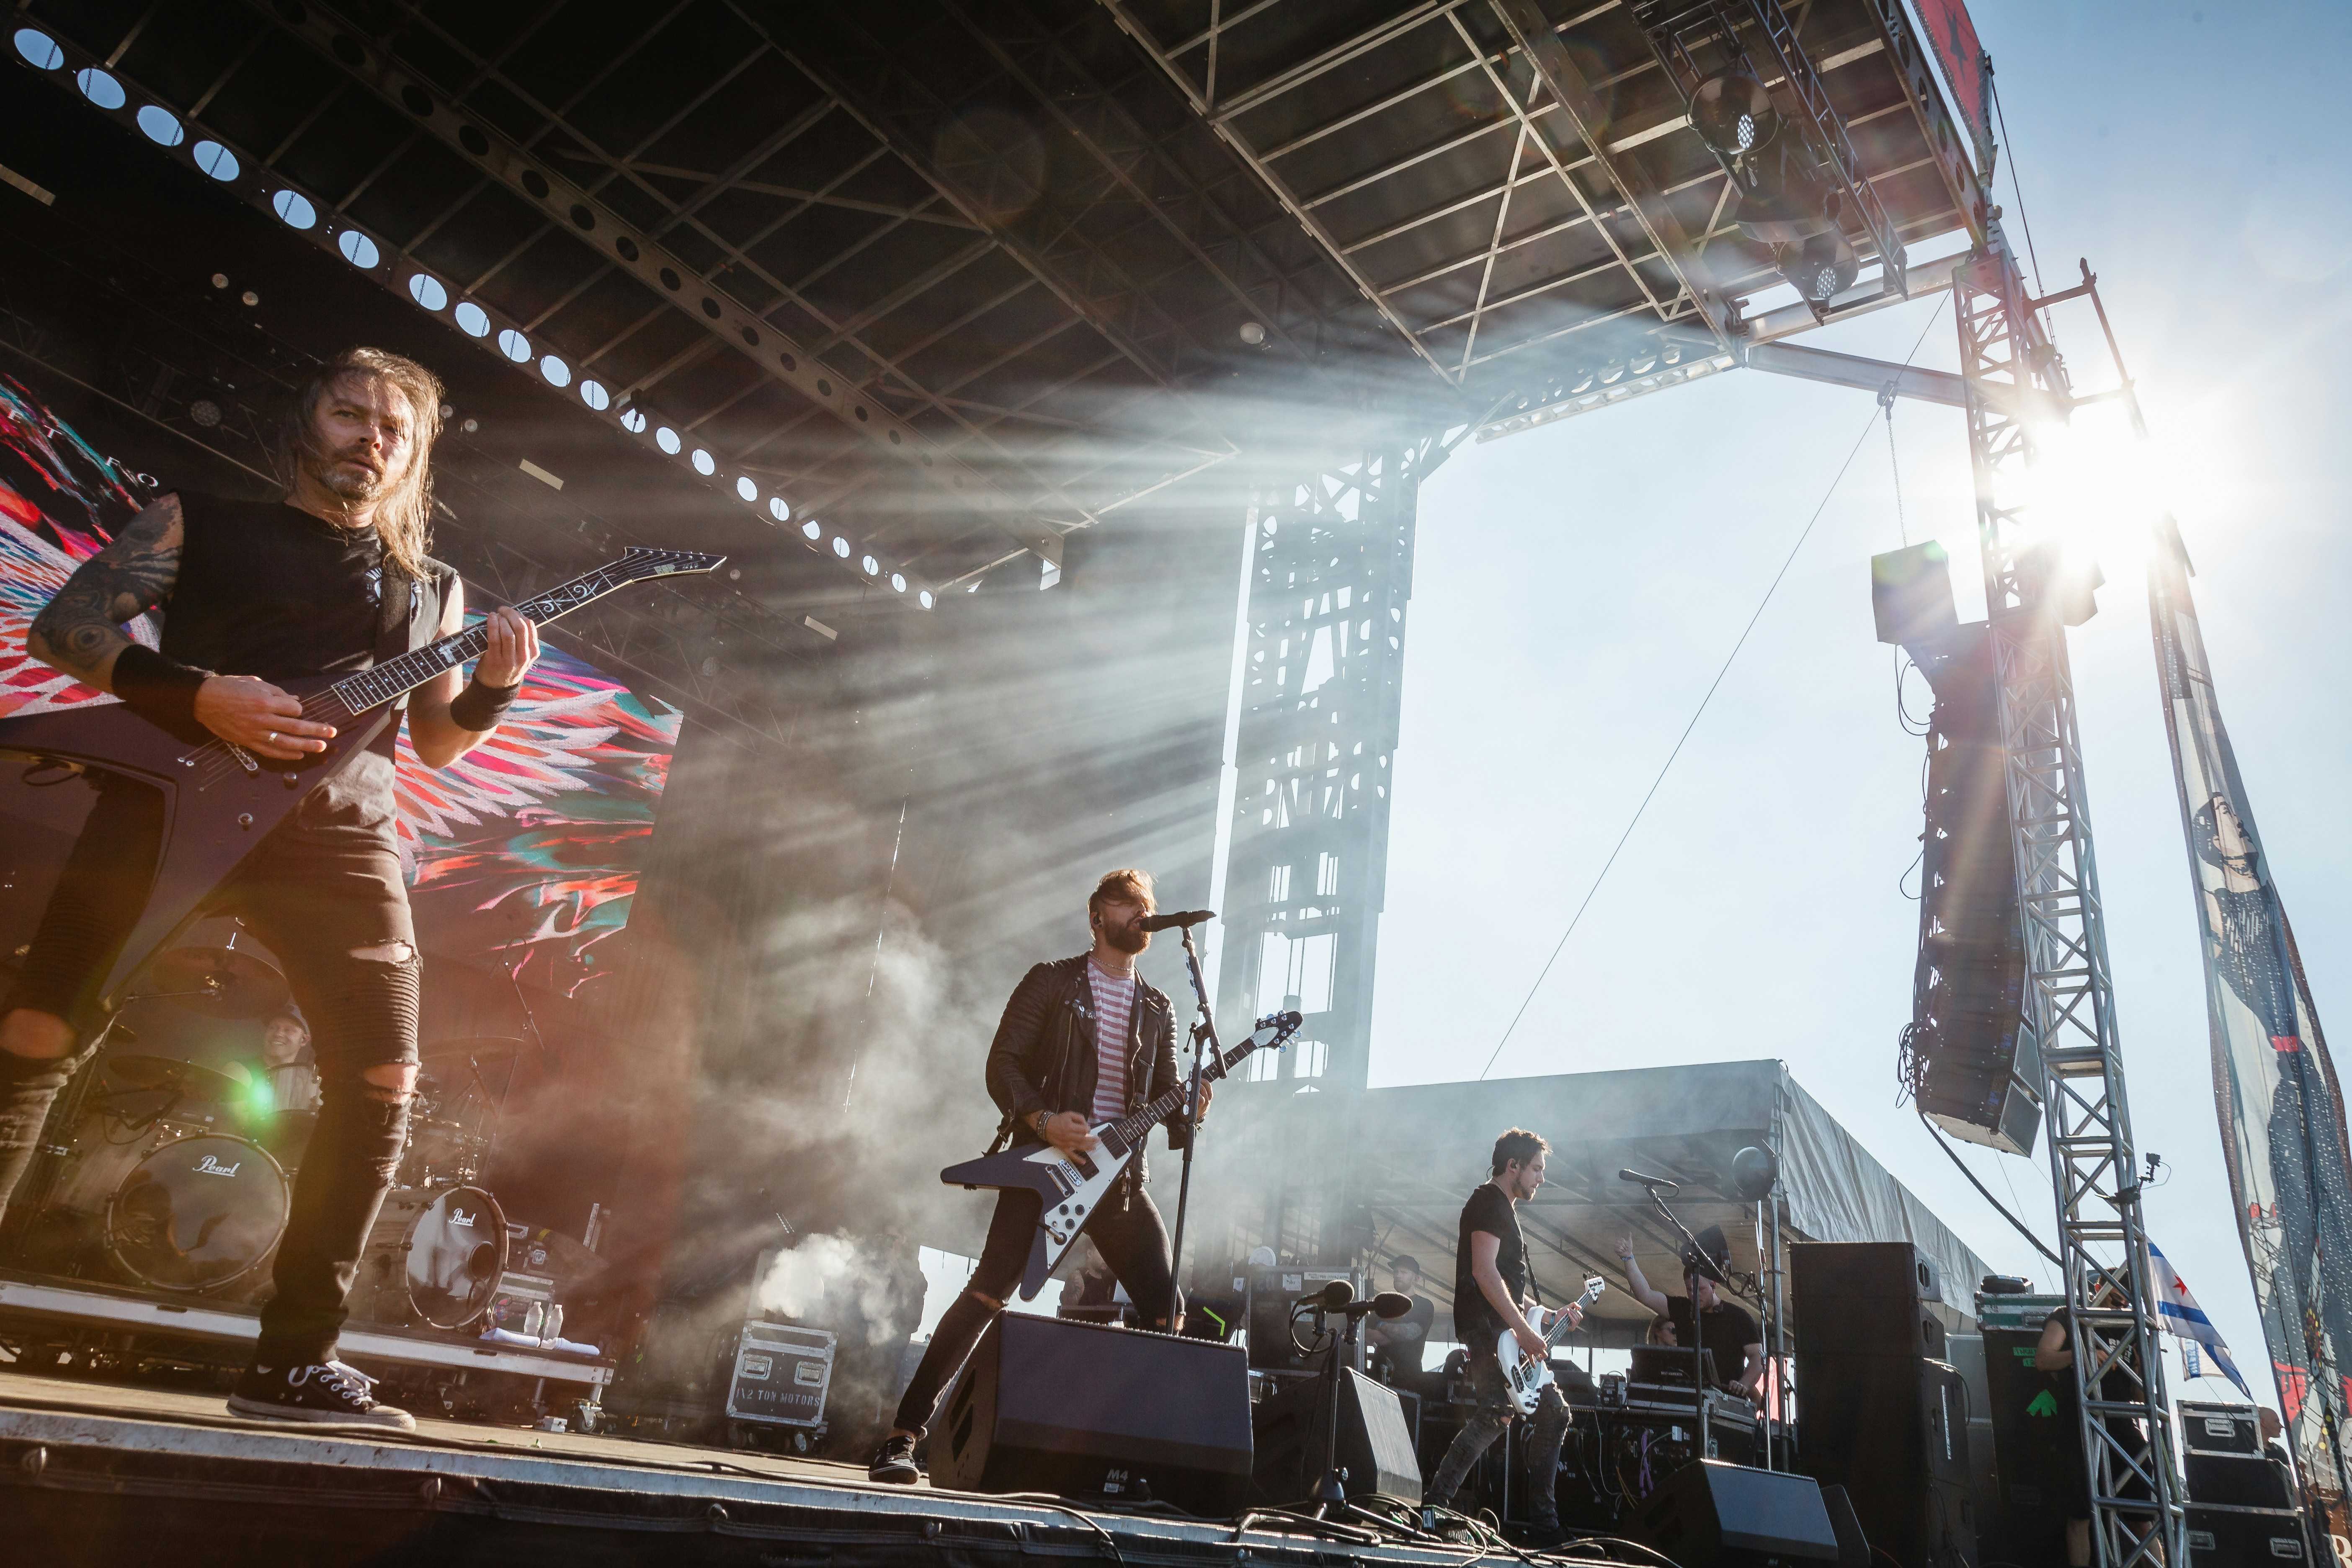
[0,546,722,1011]
[940,1008,1305,1301]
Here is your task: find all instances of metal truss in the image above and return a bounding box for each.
[1214,431,1467,1098]
[1955,233,2184,1568]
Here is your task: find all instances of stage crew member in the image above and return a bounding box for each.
[1616,1224,1766,1403]
[1426,1128,1581,1542]
[0,348,538,1428]
[1368,1253,1436,1381]
[868,869,1209,1484]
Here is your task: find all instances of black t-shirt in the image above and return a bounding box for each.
[1666,1296,1761,1381]
[1375,1292,1437,1375]
[165,493,453,822]
[1454,1183,1528,1354]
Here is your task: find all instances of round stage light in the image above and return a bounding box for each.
[75,67,126,110]
[13,28,63,69]
[736,477,757,502]
[918,590,934,609]
[802,520,821,540]
[1238,321,1266,346]
[620,407,646,433]
[890,573,906,593]
[272,190,317,230]
[408,274,448,310]
[497,328,530,363]
[338,231,380,268]
[655,426,681,454]
[193,141,239,181]
[768,497,789,522]
[831,536,850,558]
[691,448,715,476]
[579,379,609,411]
[540,355,571,387]
[454,302,489,337]
[1692,71,1777,159]
[861,554,878,575]
[137,105,184,146]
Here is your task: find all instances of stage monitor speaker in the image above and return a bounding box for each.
[931,1315,1252,1517]
[1818,1484,1873,1568]
[2187,1505,2308,1568]
[1791,1243,1948,1362]
[1250,1367,1421,1506]
[1637,1460,1841,1568]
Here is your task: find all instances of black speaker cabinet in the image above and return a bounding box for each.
[1247,1267,1366,1370]
[1792,1242,1948,1361]
[1251,1367,1421,1505]
[1796,1353,1975,1568]
[1818,1485,1872,1568]
[1637,1460,1842,1568]
[931,1315,1253,1516]
[2189,1453,2296,1513]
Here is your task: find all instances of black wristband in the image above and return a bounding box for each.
[448,676,521,732]
[111,644,214,736]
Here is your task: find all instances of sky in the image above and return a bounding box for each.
[1367,0,2352,1411]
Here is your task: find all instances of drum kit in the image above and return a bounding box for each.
[14,934,532,1333]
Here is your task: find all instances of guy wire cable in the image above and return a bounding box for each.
[1480,296,1951,1081]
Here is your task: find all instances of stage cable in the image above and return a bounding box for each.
[1479,299,1950,1081]
[1920,1108,2063,1269]
[1988,65,2046,298]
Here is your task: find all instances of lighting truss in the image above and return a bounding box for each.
[1954,231,2186,1568]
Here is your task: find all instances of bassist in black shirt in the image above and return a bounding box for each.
[0,348,537,1428]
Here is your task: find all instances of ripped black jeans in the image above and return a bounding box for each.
[0,777,420,1365]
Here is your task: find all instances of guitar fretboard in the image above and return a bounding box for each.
[322,567,616,715]
[1101,1020,1289,1157]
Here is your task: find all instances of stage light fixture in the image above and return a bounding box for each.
[735,477,756,502]
[620,408,645,433]
[691,449,714,476]
[768,497,789,522]
[655,427,681,454]
[861,553,879,575]
[1691,70,1777,158]
[136,105,183,146]
[1238,321,1266,346]
[193,141,238,181]
[831,536,850,558]
[496,328,530,364]
[272,190,317,230]
[891,574,906,593]
[918,590,934,609]
[454,302,489,337]
[14,28,62,69]
[75,67,126,110]
[1779,230,1859,305]
[579,380,609,411]
[802,520,821,541]
[338,232,379,269]
[407,274,446,310]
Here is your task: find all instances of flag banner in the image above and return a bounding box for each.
[2150,1241,2253,1400]
[2150,521,2352,1492]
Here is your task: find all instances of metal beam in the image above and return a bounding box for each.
[1488,0,1733,342]
[1744,340,1963,406]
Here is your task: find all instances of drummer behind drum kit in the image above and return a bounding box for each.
[15,934,536,1336]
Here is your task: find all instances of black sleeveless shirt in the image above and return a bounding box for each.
[162,493,454,824]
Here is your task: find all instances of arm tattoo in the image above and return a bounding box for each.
[27,495,185,689]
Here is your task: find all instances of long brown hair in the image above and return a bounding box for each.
[277,347,444,579]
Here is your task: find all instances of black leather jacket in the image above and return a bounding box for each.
[984,952,1191,1181]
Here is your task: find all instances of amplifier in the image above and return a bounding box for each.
[1251,1367,1421,1505]
[723,1321,834,1429]
[933,1314,1253,1516]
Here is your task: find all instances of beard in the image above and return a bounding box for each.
[1106,923,1150,956]
[311,442,389,503]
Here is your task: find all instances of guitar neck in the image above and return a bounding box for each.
[322,566,618,714]
[1106,1031,1263,1151]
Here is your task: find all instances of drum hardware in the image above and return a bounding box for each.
[355,1185,510,1330]
[106,1054,245,1104]
[147,940,289,1019]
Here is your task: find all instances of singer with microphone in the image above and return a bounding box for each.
[869,869,1211,1484]
[1426,1127,1578,1545]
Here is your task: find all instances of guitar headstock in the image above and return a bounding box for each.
[613,547,727,581]
[1584,1275,1607,1300]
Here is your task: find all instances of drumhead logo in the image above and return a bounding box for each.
[449,1208,476,1227]
[193,1154,242,1177]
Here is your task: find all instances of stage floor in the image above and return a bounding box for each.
[0,1364,1575,1566]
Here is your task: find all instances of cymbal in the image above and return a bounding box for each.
[510,1225,610,1286]
[419,1036,526,1065]
[147,946,289,1019]
[108,1054,244,1103]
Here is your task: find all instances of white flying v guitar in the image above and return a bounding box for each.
[1498,1274,1607,1414]
[939,1008,1304,1301]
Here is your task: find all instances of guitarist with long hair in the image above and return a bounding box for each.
[868,868,1210,1485]
[1427,1127,1581,1543]
[0,347,538,1429]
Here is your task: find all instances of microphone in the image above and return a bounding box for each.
[1619,1168,1679,1190]
[1369,1290,1413,1320]
[1319,1278,1356,1311]
[1137,909,1215,931]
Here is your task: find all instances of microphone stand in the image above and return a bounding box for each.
[1311,1299,1359,1516]
[1637,1182,1721,1463]
[1164,920,1218,1310]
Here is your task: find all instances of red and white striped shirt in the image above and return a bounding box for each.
[1088,961,1137,1123]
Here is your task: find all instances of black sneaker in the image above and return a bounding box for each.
[228,1359,416,1429]
[868,1433,920,1484]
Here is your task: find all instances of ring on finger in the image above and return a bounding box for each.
[266,731,278,744]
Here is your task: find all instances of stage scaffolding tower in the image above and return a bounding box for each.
[1955,228,2185,1568]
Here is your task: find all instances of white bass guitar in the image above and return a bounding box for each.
[1496,1274,1606,1414]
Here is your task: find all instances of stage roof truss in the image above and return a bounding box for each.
[1097,0,1988,420]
